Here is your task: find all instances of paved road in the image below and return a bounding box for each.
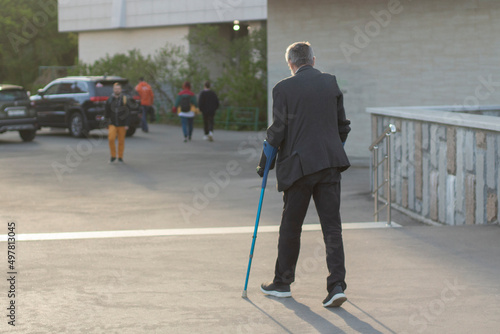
[0,125,415,233]
[1,124,499,333]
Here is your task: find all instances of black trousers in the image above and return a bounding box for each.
[203,113,214,135]
[273,168,346,293]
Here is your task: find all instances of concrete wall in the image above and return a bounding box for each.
[59,0,267,32]
[369,106,500,225]
[78,26,190,63]
[267,0,500,159]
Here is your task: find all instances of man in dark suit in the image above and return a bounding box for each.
[258,41,351,307]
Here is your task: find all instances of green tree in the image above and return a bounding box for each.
[70,49,152,88]
[187,24,268,120]
[70,44,209,112]
[149,44,209,108]
[0,0,77,91]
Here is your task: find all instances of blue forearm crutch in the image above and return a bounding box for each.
[242,140,278,298]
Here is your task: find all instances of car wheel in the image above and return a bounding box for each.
[19,130,36,142]
[126,126,136,137]
[69,113,88,137]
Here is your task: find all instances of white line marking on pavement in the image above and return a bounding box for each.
[0,222,400,242]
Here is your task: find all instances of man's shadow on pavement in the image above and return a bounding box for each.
[265,297,392,334]
[271,297,347,334]
[243,298,294,334]
[246,296,347,334]
[328,301,397,334]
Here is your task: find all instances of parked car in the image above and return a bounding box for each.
[0,84,38,142]
[31,76,141,137]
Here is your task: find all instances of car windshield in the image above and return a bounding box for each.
[0,90,28,101]
[94,81,137,97]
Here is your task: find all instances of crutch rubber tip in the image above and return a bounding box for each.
[241,290,248,298]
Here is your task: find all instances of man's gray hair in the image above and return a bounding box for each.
[285,41,314,67]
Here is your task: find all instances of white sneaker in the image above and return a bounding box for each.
[208,131,214,142]
[203,135,208,141]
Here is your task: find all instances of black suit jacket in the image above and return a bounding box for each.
[266,65,351,192]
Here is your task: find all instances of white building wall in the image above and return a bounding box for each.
[59,0,267,66]
[78,26,190,63]
[268,0,500,159]
[59,0,267,32]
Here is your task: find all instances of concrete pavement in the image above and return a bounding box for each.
[1,124,499,333]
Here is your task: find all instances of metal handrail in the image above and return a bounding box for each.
[369,124,397,226]
[369,124,397,150]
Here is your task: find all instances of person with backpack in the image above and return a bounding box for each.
[198,81,220,142]
[135,77,154,133]
[173,81,198,142]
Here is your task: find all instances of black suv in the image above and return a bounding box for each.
[0,84,37,142]
[31,76,141,137]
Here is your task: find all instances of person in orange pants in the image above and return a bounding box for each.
[105,83,134,163]
[107,125,127,162]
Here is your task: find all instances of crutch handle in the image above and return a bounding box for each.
[261,140,278,189]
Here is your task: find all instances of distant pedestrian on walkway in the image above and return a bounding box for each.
[198,81,219,142]
[258,42,351,308]
[105,83,136,163]
[135,77,154,133]
[174,81,198,142]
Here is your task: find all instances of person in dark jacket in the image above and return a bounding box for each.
[258,42,351,308]
[105,83,136,163]
[198,81,219,141]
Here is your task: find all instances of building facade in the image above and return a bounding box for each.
[59,0,500,159]
[59,0,267,63]
[267,0,500,159]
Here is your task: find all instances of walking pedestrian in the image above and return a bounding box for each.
[135,77,154,133]
[198,81,219,141]
[105,83,136,163]
[258,42,352,308]
[174,81,198,142]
